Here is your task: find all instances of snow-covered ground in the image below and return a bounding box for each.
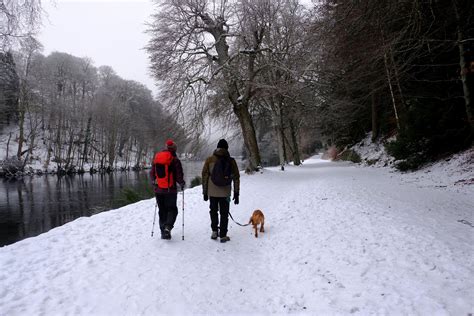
[351,134,395,168]
[399,148,474,192]
[352,133,474,192]
[0,156,473,315]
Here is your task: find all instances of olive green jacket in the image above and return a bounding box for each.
[202,148,240,198]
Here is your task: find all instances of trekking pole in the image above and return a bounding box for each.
[151,203,157,237]
[181,189,185,240]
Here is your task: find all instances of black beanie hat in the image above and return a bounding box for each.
[217,139,229,150]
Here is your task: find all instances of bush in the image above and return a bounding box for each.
[366,159,378,166]
[190,176,202,188]
[337,149,361,163]
[386,137,429,171]
[0,157,24,177]
[122,187,141,203]
[385,96,472,171]
[120,178,155,204]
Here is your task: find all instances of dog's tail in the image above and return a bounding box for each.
[248,217,253,225]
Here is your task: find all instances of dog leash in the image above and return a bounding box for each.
[228,211,250,227]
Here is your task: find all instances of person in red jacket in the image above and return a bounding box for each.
[150,139,185,240]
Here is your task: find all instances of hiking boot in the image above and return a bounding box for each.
[220,236,230,243]
[163,227,171,240]
[211,231,218,240]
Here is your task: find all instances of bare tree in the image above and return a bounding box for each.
[2,45,186,175]
[1,0,42,51]
[452,0,474,132]
[147,0,275,170]
[307,0,473,169]
[15,35,42,166]
[253,0,312,166]
[0,50,19,127]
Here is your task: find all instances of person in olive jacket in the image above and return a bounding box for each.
[201,139,240,243]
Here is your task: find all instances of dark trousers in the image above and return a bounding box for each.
[155,193,178,232]
[209,197,230,237]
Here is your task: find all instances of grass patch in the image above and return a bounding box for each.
[190,176,202,188]
[118,178,155,205]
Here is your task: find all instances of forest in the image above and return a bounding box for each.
[1,0,473,176]
[0,48,185,176]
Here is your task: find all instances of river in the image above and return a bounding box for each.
[0,160,213,247]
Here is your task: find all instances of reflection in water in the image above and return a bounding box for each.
[0,172,150,246]
[0,160,227,247]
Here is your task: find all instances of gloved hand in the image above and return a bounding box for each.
[233,193,239,205]
[203,194,208,201]
[180,183,185,191]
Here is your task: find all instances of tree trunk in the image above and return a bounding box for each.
[143,147,148,169]
[28,132,35,163]
[452,0,473,131]
[207,15,262,171]
[380,28,401,131]
[5,132,12,159]
[91,149,96,169]
[17,103,25,159]
[277,126,285,170]
[55,118,63,169]
[118,135,126,158]
[270,97,286,170]
[135,144,143,169]
[288,118,301,166]
[279,107,287,162]
[100,155,105,170]
[371,92,378,141]
[108,132,117,168]
[272,112,286,171]
[22,148,30,171]
[389,45,406,114]
[44,142,52,170]
[65,130,75,168]
[16,48,33,160]
[81,116,92,168]
[233,102,261,170]
[383,52,401,130]
[125,139,133,169]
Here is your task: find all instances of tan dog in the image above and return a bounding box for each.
[249,209,265,238]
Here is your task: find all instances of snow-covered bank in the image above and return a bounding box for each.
[0,123,150,177]
[352,134,474,193]
[0,157,473,315]
[398,148,474,192]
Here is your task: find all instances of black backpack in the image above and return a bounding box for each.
[211,156,233,186]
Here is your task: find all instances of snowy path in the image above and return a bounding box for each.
[0,158,473,315]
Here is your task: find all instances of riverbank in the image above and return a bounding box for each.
[0,155,150,179]
[0,160,212,246]
[0,124,147,178]
[0,171,152,246]
[0,155,472,315]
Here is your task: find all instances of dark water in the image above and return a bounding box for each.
[0,160,208,247]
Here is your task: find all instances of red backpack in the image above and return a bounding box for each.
[153,151,175,189]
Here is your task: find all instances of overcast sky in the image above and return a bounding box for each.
[39,0,157,94]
